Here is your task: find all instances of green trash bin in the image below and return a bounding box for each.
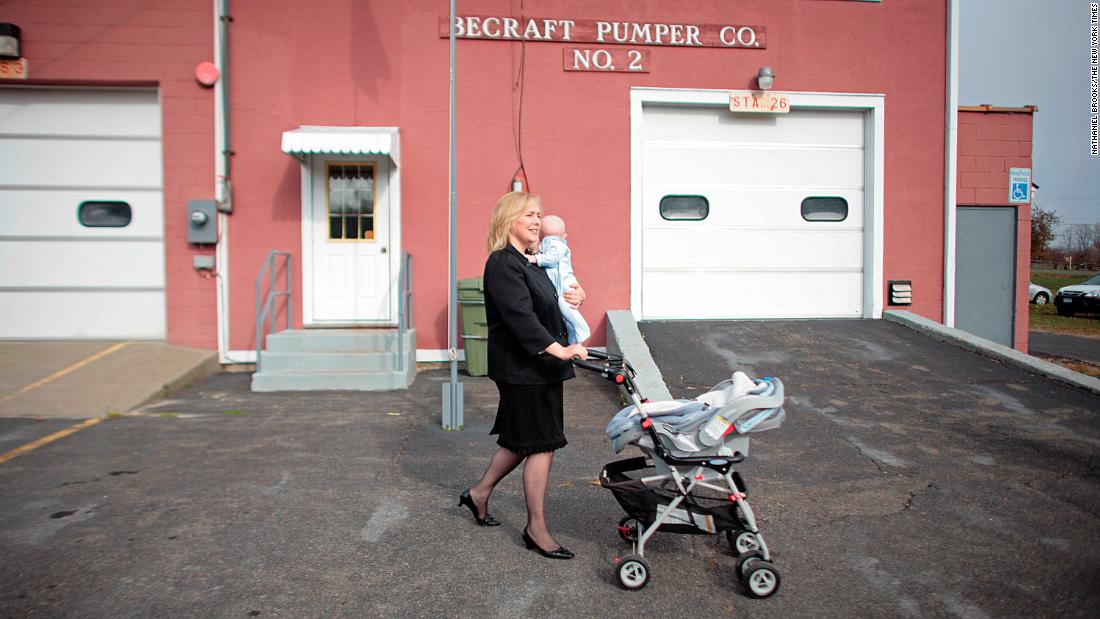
[458,277,488,376]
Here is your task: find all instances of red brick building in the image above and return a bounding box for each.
[0,0,216,346]
[956,105,1036,352]
[1,1,1033,375]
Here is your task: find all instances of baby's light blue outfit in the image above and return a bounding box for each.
[536,235,591,344]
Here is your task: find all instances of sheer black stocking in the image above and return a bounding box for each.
[469,446,522,519]
[470,446,561,550]
[522,451,558,551]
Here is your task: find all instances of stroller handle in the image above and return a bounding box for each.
[576,348,635,373]
[571,355,644,401]
[572,358,606,372]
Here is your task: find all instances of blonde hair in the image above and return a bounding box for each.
[540,214,565,238]
[486,191,541,253]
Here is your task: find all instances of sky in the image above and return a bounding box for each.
[959,0,1100,235]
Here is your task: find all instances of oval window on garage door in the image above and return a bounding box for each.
[78,201,132,227]
[660,195,709,221]
[801,197,848,222]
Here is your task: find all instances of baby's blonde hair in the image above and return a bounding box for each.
[540,215,566,238]
[486,191,541,253]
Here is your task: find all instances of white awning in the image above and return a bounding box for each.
[281,126,399,165]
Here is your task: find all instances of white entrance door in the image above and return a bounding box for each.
[640,105,866,319]
[309,157,391,323]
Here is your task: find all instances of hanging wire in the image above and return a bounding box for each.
[511,0,529,191]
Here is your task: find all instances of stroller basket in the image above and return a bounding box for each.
[600,457,743,535]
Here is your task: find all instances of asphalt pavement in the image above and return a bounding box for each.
[1029,330,1100,365]
[640,319,1100,617]
[1,320,1098,617]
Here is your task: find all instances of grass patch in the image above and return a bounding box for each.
[105,412,126,419]
[1028,270,1100,337]
[159,412,179,418]
[1034,355,1100,379]
[1060,361,1100,379]
[223,410,245,416]
[1029,303,1100,336]
[1030,272,1096,292]
[1029,302,1100,336]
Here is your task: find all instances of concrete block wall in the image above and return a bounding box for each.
[8,0,217,348]
[956,106,1035,353]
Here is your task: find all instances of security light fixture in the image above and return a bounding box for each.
[0,23,21,60]
[755,66,774,91]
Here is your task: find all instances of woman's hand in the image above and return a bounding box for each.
[566,343,588,361]
[562,282,586,309]
[545,342,588,361]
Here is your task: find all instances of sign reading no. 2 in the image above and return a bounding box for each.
[564,47,649,73]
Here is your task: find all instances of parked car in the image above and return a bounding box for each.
[1029,282,1052,305]
[1055,275,1100,316]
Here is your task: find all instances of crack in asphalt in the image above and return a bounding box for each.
[818,482,937,528]
[392,418,415,481]
[845,435,910,471]
[902,482,937,511]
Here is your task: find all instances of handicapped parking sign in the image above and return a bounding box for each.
[1008,168,1031,204]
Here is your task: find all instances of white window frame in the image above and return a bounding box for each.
[629,87,886,320]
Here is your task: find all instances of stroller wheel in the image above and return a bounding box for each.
[616,554,651,590]
[727,529,761,555]
[742,560,781,598]
[736,550,765,578]
[617,516,641,543]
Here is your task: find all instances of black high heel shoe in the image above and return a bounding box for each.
[458,489,500,527]
[522,528,575,560]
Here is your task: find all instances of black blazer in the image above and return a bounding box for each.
[484,244,575,385]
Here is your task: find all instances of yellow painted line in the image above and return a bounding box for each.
[0,418,102,465]
[0,342,130,403]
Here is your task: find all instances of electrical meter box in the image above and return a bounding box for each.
[187,199,217,244]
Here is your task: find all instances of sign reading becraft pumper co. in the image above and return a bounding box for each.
[439,16,766,48]
[439,15,766,74]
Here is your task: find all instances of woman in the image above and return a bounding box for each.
[459,191,588,560]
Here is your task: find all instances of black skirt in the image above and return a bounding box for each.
[490,380,567,456]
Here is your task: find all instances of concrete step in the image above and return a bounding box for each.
[265,328,411,353]
[259,350,398,373]
[251,328,416,392]
[250,369,412,392]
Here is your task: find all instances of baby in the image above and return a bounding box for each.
[528,215,590,344]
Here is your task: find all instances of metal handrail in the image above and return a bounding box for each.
[255,250,293,372]
[396,251,413,371]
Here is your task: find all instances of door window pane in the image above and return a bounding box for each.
[659,195,709,221]
[801,197,848,222]
[79,201,132,227]
[326,163,375,240]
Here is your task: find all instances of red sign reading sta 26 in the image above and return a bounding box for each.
[729,90,789,114]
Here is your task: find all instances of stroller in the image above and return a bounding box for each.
[574,350,786,597]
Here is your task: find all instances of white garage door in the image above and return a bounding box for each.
[0,88,165,339]
[641,105,866,319]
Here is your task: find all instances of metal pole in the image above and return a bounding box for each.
[286,254,293,332]
[943,0,959,327]
[442,0,464,429]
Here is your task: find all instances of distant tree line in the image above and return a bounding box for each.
[1031,204,1100,269]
